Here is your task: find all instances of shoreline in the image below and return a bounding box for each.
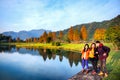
[0,42,113,52]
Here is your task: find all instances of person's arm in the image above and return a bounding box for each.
[95,48,99,54]
[103,46,110,56]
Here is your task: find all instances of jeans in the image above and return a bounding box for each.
[98,59,107,73]
[82,58,89,70]
[90,58,98,72]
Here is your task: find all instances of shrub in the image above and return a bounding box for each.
[52,42,61,46]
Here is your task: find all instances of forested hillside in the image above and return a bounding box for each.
[61,15,120,39]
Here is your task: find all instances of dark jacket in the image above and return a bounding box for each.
[94,48,99,60]
[97,45,110,60]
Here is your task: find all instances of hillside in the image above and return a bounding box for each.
[2,29,51,40]
[61,15,120,40]
[2,15,120,41]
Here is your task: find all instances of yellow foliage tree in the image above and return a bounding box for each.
[94,28,106,40]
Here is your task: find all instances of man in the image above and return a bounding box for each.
[96,41,110,77]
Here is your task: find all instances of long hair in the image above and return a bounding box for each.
[90,43,96,50]
[83,44,89,52]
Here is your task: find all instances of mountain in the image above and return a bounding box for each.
[60,15,120,39]
[2,15,120,41]
[3,29,51,40]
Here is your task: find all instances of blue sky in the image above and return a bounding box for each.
[0,0,120,33]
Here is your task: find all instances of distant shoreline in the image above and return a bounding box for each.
[0,42,113,52]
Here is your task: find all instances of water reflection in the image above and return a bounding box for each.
[0,45,81,67]
[0,45,83,80]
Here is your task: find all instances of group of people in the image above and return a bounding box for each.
[81,41,110,77]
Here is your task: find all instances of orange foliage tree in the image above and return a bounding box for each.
[80,25,88,41]
[48,32,53,40]
[42,31,48,43]
[33,38,37,43]
[68,26,74,41]
[52,32,56,41]
[73,28,80,41]
[39,36,43,43]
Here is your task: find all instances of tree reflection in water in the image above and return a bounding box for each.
[0,45,81,67]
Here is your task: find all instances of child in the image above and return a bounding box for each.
[81,44,90,74]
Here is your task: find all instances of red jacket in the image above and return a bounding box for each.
[97,43,110,60]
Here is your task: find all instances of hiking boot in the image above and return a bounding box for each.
[98,71,104,76]
[85,70,89,74]
[82,69,85,73]
[104,73,108,77]
[92,71,97,75]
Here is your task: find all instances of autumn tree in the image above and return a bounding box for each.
[80,25,88,41]
[47,32,53,43]
[39,36,43,43]
[94,28,106,40]
[29,38,32,42]
[59,31,63,40]
[33,38,37,43]
[16,37,20,42]
[26,38,28,43]
[48,32,52,39]
[68,26,74,41]
[73,28,80,41]
[52,32,56,41]
[42,31,48,43]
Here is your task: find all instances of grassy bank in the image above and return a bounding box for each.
[104,50,120,80]
[1,42,120,79]
[5,42,85,52]
[2,42,113,51]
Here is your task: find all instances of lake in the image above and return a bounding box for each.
[0,45,87,80]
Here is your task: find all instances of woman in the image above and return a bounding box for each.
[81,44,90,74]
[89,43,99,75]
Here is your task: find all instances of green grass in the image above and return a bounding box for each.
[104,50,120,80]
[7,42,85,52]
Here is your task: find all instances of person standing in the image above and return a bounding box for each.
[89,43,99,75]
[96,41,110,77]
[81,44,90,74]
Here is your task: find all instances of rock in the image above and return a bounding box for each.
[68,68,103,80]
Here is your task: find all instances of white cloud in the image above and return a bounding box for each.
[0,0,120,33]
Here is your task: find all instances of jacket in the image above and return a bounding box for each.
[81,49,90,60]
[89,48,99,60]
[97,44,110,60]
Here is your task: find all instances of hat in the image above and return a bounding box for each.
[99,43,103,47]
[96,41,100,43]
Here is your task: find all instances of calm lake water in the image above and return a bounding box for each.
[0,45,87,80]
